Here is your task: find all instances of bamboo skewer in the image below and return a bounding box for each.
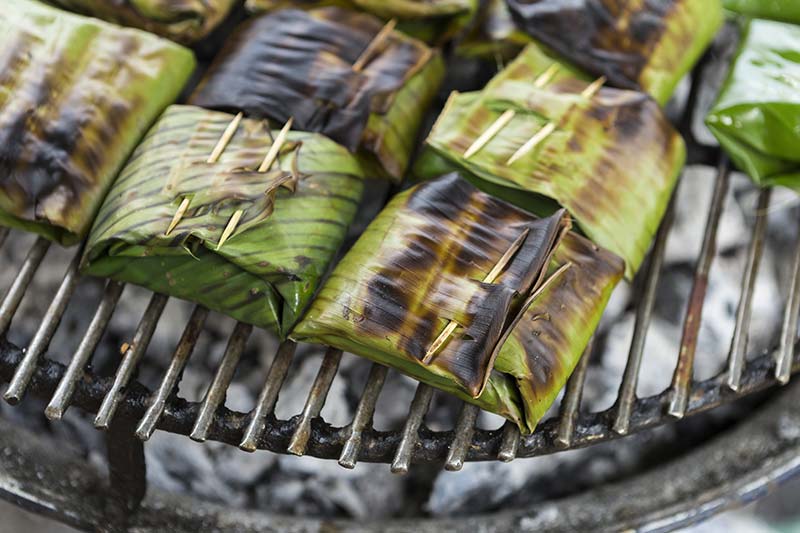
[165,113,244,236]
[422,227,531,364]
[217,117,294,250]
[506,76,605,166]
[463,64,559,160]
[353,19,397,72]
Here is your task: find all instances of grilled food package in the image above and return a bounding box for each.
[46,0,238,44]
[456,0,532,61]
[244,0,478,44]
[0,0,196,246]
[723,0,800,24]
[505,0,723,105]
[82,105,370,337]
[706,19,800,191]
[190,8,444,181]
[416,44,685,278]
[292,174,624,433]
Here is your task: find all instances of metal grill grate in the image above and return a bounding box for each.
[1,153,799,476]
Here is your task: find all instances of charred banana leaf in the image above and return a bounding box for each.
[505,0,723,105]
[244,0,478,43]
[46,0,238,44]
[417,44,685,278]
[190,8,444,182]
[291,174,624,433]
[0,0,195,246]
[456,0,532,61]
[723,0,800,23]
[83,105,369,337]
[706,19,800,190]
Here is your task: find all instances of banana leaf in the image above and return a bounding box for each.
[291,174,624,433]
[456,0,531,61]
[706,19,800,191]
[190,8,444,181]
[82,105,370,337]
[45,0,238,44]
[0,0,195,246]
[723,0,800,23]
[505,0,724,105]
[416,44,686,279]
[244,0,478,44]
[190,8,444,182]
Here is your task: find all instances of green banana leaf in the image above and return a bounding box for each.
[723,0,800,24]
[244,0,478,44]
[0,0,195,246]
[291,174,624,433]
[190,7,444,182]
[706,19,800,191]
[416,44,686,279]
[45,0,238,44]
[505,0,724,105]
[455,0,532,61]
[83,105,370,337]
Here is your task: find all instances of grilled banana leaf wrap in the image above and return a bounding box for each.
[456,0,532,60]
[505,0,723,105]
[190,8,445,181]
[82,105,369,337]
[706,19,800,191]
[243,0,478,44]
[723,0,800,23]
[416,44,685,279]
[0,0,195,246]
[46,0,238,44]
[292,174,624,433]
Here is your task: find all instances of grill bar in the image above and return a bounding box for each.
[777,221,800,384]
[727,189,771,391]
[287,347,342,455]
[46,280,125,420]
[136,305,209,440]
[4,250,82,404]
[339,363,388,468]
[0,237,50,336]
[240,340,296,452]
[556,339,594,447]
[613,197,675,434]
[391,383,434,474]
[668,159,731,418]
[190,321,252,442]
[94,293,169,429]
[445,403,479,471]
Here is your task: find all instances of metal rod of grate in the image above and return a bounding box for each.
[0,148,798,475]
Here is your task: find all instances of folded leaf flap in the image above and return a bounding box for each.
[0,0,195,245]
[190,8,431,152]
[494,231,624,432]
[505,0,722,104]
[83,105,367,335]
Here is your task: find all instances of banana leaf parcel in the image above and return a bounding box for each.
[416,44,686,279]
[82,105,370,337]
[190,8,444,181]
[243,0,478,44]
[0,0,196,246]
[706,19,800,191]
[46,0,238,44]
[505,0,723,105]
[292,174,624,433]
[723,0,800,24]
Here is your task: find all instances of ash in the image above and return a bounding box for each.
[1,26,799,519]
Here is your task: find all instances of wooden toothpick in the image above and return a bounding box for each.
[165,113,244,236]
[506,121,556,165]
[534,63,560,88]
[580,76,606,99]
[353,19,397,72]
[422,227,531,364]
[216,117,294,250]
